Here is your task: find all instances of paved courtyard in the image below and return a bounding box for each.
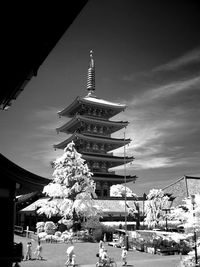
[15,235,181,267]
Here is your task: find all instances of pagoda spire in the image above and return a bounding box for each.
[86,50,95,96]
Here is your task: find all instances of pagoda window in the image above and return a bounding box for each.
[97,109,101,117]
[92,108,97,116]
[93,143,98,151]
[100,144,104,153]
[99,126,103,134]
[95,181,101,197]
[93,125,97,133]
[104,126,109,134]
[86,142,90,151]
[102,182,109,197]
[87,107,92,116]
[87,124,91,132]
[101,162,107,171]
[96,181,101,189]
[93,162,99,168]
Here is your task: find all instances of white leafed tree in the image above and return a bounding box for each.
[110,184,138,198]
[37,141,99,225]
[170,194,200,232]
[144,189,170,229]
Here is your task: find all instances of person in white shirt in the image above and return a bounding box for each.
[121,246,128,266]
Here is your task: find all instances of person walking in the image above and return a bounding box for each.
[35,240,43,260]
[121,246,128,266]
[101,248,108,266]
[65,245,75,266]
[24,242,32,260]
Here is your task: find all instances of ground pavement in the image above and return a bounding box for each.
[14,235,181,267]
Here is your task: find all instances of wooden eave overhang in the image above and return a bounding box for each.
[58,96,126,118]
[54,132,131,150]
[82,152,134,164]
[56,115,128,133]
[0,153,50,195]
[1,1,88,110]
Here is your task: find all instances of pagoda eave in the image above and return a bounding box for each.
[58,96,126,118]
[54,132,132,150]
[83,152,133,161]
[82,152,134,164]
[56,115,128,134]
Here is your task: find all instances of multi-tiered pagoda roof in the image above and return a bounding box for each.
[54,50,136,198]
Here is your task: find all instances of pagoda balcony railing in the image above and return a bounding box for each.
[82,130,110,138]
[79,149,107,155]
[79,149,114,156]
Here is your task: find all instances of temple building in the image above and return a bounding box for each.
[54,50,137,198]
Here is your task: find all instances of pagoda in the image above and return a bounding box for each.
[54,50,137,198]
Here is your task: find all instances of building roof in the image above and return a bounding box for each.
[83,95,126,108]
[56,115,128,134]
[16,192,39,203]
[20,197,138,216]
[54,132,131,150]
[20,197,49,213]
[58,96,126,118]
[163,175,200,207]
[1,1,88,110]
[0,153,50,194]
[93,199,137,215]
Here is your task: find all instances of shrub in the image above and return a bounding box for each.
[44,221,57,235]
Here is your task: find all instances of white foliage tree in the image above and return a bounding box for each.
[144,189,170,229]
[110,184,140,228]
[169,195,200,266]
[170,194,200,232]
[110,184,138,198]
[37,141,99,225]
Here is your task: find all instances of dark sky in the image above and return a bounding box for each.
[1,0,200,195]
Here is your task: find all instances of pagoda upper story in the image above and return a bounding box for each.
[54,50,136,198]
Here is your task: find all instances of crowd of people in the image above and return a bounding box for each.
[22,233,128,266]
[97,238,128,266]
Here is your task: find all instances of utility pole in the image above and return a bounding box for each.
[191,195,198,266]
[124,129,128,250]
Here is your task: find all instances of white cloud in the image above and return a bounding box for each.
[153,47,200,72]
[130,76,200,107]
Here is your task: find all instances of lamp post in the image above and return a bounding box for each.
[191,195,198,266]
[162,208,170,231]
[143,193,147,227]
[123,129,128,250]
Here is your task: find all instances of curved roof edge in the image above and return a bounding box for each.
[0,153,50,194]
[58,96,126,117]
[54,132,131,150]
[56,114,128,133]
